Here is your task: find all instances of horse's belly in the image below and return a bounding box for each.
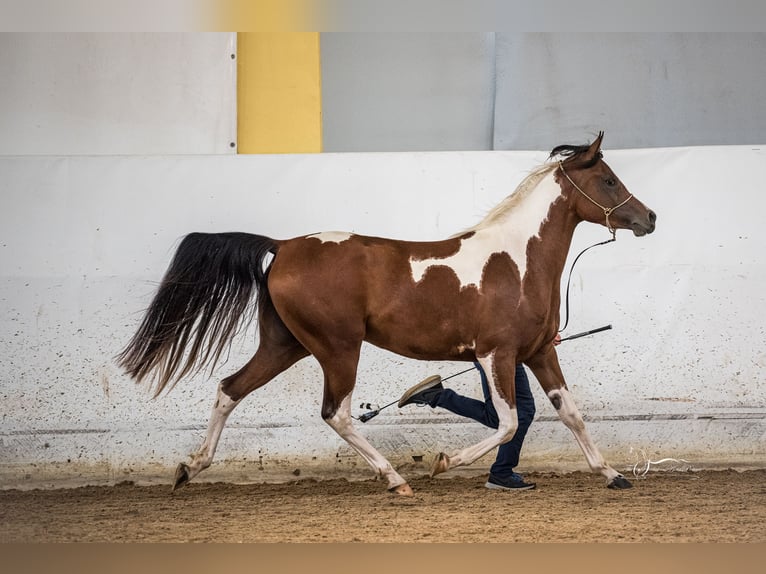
[364,315,476,361]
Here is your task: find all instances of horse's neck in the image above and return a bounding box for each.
[487,169,580,283]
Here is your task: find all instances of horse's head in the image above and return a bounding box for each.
[552,132,656,237]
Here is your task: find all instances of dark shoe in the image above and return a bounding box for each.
[398,375,443,408]
[484,473,536,491]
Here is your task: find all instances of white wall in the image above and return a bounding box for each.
[1,147,764,488]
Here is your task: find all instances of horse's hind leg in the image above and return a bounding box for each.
[173,381,239,490]
[173,335,309,490]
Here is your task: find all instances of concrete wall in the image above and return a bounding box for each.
[2,146,764,488]
[321,33,766,151]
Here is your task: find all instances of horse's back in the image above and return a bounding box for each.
[267,232,418,310]
[266,232,487,360]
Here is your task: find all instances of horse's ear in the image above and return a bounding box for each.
[582,131,604,164]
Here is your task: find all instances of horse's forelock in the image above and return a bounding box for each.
[548,143,603,168]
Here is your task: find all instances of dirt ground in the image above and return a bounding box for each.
[1,469,764,543]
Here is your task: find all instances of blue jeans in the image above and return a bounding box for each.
[434,363,536,479]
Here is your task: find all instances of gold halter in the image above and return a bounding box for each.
[558,161,633,237]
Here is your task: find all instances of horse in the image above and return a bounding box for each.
[117,132,656,495]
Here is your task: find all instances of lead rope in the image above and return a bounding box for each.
[559,235,615,333]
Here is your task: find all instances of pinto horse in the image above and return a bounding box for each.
[118,132,656,495]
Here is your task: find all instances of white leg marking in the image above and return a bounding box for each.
[326,394,407,490]
[547,387,621,482]
[185,385,239,480]
[446,354,519,469]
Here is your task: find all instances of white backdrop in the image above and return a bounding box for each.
[1,146,764,488]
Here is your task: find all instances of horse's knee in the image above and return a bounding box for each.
[549,389,586,431]
[322,394,354,434]
[322,393,348,423]
[321,402,340,421]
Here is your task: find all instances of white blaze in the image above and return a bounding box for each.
[410,171,562,288]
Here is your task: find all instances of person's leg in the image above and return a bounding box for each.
[435,363,536,479]
[488,364,536,479]
[399,362,537,489]
[431,362,500,427]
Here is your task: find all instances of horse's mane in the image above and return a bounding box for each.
[461,164,555,234]
[458,139,602,236]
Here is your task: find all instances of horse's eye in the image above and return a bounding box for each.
[605,177,616,187]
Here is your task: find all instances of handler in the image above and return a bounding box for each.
[398,334,561,491]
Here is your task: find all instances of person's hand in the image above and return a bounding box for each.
[553,333,561,346]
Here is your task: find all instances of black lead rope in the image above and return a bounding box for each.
[559,234,616,333]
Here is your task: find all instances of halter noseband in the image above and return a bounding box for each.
[558,161,633,238]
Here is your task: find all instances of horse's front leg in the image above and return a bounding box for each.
[430,352,520,476]
[324,393,413,496]
[525,345,632,489]
[317,352,413,496]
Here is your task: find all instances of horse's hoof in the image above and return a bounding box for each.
[429,452,450,477]
[172,463,190,492]
[388,483,414,496]
[607,475,633,489]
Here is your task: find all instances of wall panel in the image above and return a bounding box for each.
[320,33,766,151]
[0,33,236,155]
[321,33,496,152]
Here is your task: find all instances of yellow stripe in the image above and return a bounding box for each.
[237,32,322,154]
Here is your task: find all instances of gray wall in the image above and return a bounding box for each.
[321,33,496,152]
[321,33,766,151]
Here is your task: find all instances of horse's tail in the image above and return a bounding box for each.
[117,232,278,396]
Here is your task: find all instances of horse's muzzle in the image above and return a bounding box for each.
[632,210,656,236]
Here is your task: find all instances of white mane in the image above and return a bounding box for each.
[455,163,557,237]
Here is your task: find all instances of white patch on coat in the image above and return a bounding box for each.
[455,340,476,353]
[307,231,353,244]
[409,170,562,288]
[477,354,518,440]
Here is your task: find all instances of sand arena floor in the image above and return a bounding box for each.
[1,469,764,543]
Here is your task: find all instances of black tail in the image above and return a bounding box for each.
[117,232,278,396]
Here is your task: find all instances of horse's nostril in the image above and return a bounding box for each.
[648,210,657,224]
